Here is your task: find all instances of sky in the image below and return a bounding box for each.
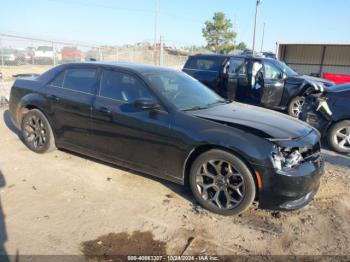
[0,0,350,52]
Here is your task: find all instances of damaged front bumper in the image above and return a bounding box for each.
[301,94,333,133]
[254,156,324,210]
[253,130,325,211]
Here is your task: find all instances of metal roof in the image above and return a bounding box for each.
[277,42,350,46]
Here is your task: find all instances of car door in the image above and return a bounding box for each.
[90,68,175,176]
[227,57,250,101]
[45,65,99,149]
[183,56,227,95]
[255,60,285,108]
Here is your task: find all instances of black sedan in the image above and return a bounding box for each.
[301,83,350,154]
[9,62,324,215]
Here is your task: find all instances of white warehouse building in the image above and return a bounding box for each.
[277,43,350,77]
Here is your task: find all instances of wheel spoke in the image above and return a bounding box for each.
[27,133,35,142]
[201,163,216,179]
[33,136,39,148]
[336,131,347,139]
[339,139,347,147]
[210,189,223,209]
[227,165,243,179]
[38,135,44,146]
[209,160,223,176]
[346,128,350,136]
[229,184,244,197]
[223,188,239,208]
[24,126,35,135]
[236,188,243,198]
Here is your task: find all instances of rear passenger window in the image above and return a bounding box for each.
[63,68,97,94]
[229,58,246,75]
[50,71,65,87]
[185,57,222,71]
[100,70,154,103]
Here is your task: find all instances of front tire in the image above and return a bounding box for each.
[328,121,350,154]
[288,96,305,118]
[21,109,56,154]
[189,150,256,216]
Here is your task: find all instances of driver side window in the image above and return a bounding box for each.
[264,61,282,80]
[229,58,247,75]
[99,69,155,103]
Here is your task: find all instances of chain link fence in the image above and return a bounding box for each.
[0,33,191,105]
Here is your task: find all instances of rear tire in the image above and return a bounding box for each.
[21,109,56,154]
[288,96,305,118]
[327,121,350,154]
[189,150,256,216]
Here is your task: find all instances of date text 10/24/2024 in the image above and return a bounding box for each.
[127,256,220,261]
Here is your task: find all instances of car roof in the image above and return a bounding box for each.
[191,53,272,61]
[62,61,178,74]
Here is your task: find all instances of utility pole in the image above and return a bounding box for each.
[159,36,164,66]
[233,15,237,49]
[0,37,4,67]
[252,0,262,54]
[260,22,266,52]
[154,0,159,65]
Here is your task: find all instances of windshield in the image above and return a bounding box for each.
[143,71,226,111]
[271,60,298,77]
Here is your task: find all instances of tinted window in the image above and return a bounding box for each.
[185,57,223,71]
[63,68,97,94]
[264,61,282,80]
[229,58,246,75]
[50,71,65,87]
[100,70,154,103]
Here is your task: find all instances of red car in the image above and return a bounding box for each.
[323,72,350,85]
[61,46,82,62]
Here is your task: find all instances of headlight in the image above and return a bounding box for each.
[272,147,304,171]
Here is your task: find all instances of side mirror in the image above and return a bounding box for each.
[281,72,288,80]
[134,99,160,110]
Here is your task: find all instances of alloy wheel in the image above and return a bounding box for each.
[334,127,350,150]
[291,98,305,118]
[195,160,246,210]
[23,114,48,150]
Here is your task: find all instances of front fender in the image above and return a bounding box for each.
[195,127,274,166]
[299,79,327,97]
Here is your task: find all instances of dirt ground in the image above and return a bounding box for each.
[0,107,349,257]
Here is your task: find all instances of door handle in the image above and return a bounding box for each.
[47,94,59,102]
[97,106,111,114]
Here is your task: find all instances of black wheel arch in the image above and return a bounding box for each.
[16,93,48,126]
[16,95,56,141]
[299,84,317,97]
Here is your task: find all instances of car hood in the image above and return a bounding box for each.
[190,103,313,140]
[301,75,333,85]
[291,75,334,92]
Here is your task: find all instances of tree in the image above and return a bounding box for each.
[236,42,247,51]
[202,12,237,54]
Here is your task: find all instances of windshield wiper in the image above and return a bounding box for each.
[182,106,209,112]
[207,100,229,107]
[182,100,228,112]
